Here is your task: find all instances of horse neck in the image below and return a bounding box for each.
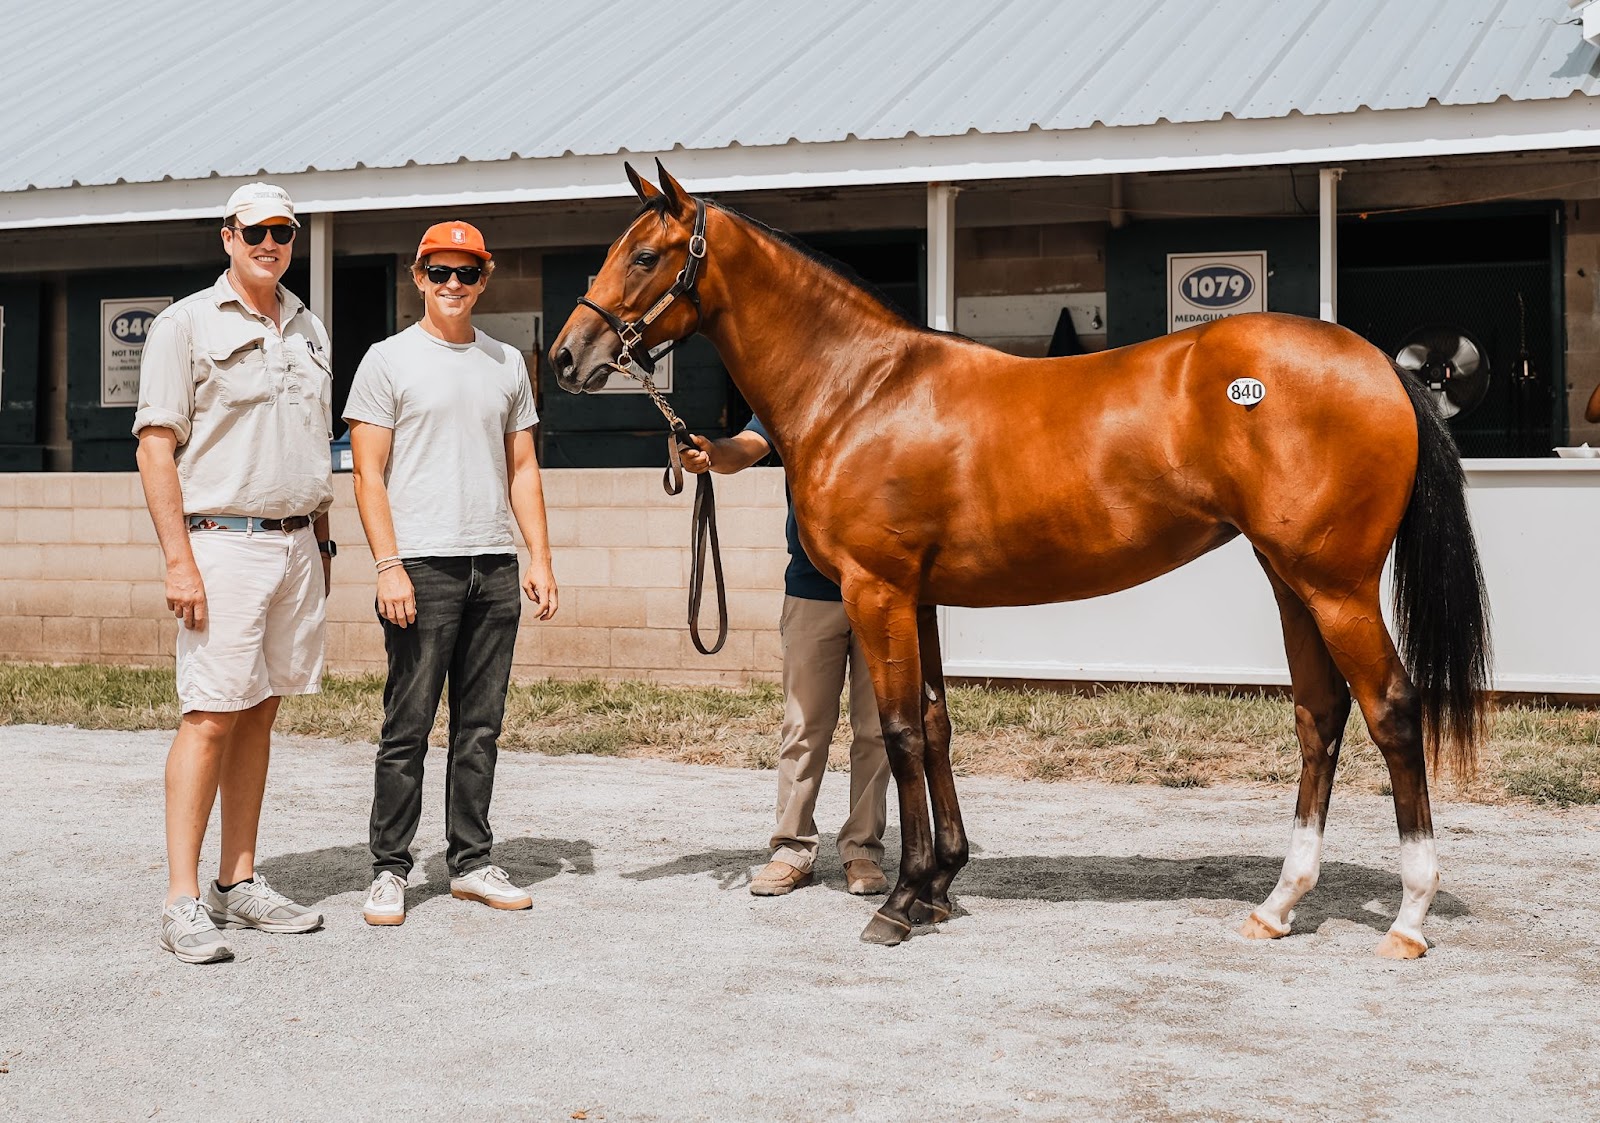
[697,210,922,457]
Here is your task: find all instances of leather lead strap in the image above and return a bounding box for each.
[686,459,729,656]
[672,425,727,655]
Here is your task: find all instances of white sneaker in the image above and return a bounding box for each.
[204,873,322,934]
[363,871,407,926]
[449,864,531,911]
[159,896,234,964]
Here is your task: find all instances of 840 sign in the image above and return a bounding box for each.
[101,297,171,407]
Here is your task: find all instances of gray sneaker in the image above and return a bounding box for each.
[159,896,234,964]
[204,873,323,933]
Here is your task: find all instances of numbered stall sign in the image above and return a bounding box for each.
[101,297,172,407]
[1167,252,1266,334]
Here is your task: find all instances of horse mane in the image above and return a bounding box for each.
[634,193,971,341]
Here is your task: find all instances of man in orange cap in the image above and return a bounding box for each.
[344,220,558,925]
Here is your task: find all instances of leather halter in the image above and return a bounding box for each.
[575,195,726,656]
[577,197,708,376]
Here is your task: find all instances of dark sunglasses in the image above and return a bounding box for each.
[227,223,296,246]
[424,264,485,286]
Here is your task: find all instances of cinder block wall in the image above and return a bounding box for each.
[0,469,788,685]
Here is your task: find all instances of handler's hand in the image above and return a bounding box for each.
[166,559,208,631]
[680,433,715,475]
[524,563,559,621]
[321,554,332,596]
[377,565,417,628]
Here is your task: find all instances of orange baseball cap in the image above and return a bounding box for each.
[416,220,492,262]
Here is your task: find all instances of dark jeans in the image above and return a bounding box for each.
[370,554,520,878]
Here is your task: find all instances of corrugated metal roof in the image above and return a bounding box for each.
[4,0,1596,194]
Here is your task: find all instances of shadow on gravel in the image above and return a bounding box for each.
[257,836,596,907]
[622,834,895,893]
[954,853,1469,934]
[622,848,1467,934]
[621,848,770,891]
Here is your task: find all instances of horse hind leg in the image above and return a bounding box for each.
[910,605,966,926]
[1241,555,1352,941]
[1293,575,1438,959]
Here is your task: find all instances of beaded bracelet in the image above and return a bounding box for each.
[373,554,401,570]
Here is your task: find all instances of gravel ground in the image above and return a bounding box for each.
[2,724,1598,1122]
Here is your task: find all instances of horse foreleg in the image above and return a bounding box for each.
[844,582,934,946]
[911,604,966,926]
[1242,557,1352,941]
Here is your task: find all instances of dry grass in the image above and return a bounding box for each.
[4,663,1598,806]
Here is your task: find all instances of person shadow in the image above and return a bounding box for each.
[620,832,871,892]
[622,843,1468,936]
[256,836,596,909]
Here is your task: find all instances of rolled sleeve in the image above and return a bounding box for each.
[132,311,194,443]
[342,347,396,428]
[508,353,539,433]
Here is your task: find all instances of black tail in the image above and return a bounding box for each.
[1390,360,1492,777]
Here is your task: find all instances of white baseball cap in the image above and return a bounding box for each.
[224,182,299,227]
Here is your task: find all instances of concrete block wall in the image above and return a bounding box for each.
[0,469,788,686]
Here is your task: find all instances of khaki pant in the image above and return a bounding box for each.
[770,596,891,872]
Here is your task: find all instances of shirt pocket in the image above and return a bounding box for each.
[208,336,274,406]
[302,344,333,405]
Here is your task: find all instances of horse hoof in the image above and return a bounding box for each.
[1375,931,1427,960]
[860,911,912,946]
[1238,912,1290,940]
[909,899,952,926]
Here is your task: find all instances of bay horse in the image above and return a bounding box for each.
[551,162,1491,959]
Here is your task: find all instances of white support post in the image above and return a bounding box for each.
[926,182,958,332]
[1318,168,1343,324]
[927,181,959,656]
[310,212,334,329]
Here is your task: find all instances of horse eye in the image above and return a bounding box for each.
[634,251,658,268]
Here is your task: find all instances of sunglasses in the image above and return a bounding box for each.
[227,223,297,246]
[424,264,485,286]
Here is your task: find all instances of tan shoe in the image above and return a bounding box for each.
[749,860,814,896]
[844,859,889,896]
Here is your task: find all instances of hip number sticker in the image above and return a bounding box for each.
[1227,377,1266,406]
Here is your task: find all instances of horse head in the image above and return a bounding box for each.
[551,160,707,394]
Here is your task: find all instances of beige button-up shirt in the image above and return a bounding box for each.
[133,272,334,519]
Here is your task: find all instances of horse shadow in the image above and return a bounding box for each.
[622,846,1468,936]
[944,853,1467,935]
[256,836,596,908]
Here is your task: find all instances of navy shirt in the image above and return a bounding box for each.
[744,415,841,602]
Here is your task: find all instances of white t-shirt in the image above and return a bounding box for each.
[343,323,538,557]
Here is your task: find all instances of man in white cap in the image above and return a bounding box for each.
[134,182,336,964]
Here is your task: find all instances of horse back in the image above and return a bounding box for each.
[798,312,1418,608]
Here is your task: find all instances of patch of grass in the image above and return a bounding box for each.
[6,662,1600,806]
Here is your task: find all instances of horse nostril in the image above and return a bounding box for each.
[555,347,574,379]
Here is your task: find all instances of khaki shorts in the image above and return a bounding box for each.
[175,525,326,714]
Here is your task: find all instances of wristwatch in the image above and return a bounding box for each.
[317,539,338,558]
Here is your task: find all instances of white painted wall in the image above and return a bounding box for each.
[941,460,1600,695]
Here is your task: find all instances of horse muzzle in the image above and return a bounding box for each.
[551,340,616,395]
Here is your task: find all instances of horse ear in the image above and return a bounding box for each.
[625,162,662,203]
[655,159,690,216]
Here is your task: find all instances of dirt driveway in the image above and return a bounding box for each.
[2,725,1597,1121]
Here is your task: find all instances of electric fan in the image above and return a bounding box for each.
[1394,325,1490,420]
